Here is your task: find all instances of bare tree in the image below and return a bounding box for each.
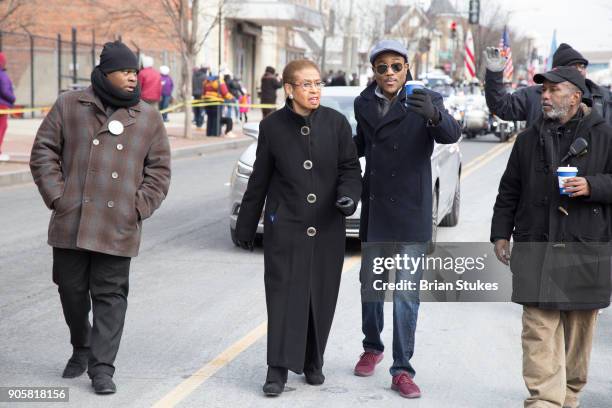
[90,0,233,139]
[0,0,32,31]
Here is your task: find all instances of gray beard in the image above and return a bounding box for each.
[542,100,572,121]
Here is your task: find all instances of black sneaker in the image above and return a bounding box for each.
[62,348,89,378]
[91,374,116,394]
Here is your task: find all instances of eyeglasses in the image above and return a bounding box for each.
[292,81,325,90]
[374,63,404,75]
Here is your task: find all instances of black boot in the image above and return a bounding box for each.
[304,366,325,385]
[262,366,287,396]
[91,374,116,394]
[62,347,89,378]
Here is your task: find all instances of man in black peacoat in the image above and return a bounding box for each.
[352,39,461,399]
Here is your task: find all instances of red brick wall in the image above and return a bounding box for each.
[9,0,179,52]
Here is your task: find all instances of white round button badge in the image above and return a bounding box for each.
[108,120,124,135]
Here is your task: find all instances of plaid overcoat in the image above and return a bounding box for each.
[30,87,171,257]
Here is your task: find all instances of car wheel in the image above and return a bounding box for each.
[230,226,240,246]
[427,188,439,254]
[440,176,460,227]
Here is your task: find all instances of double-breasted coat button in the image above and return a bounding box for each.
[300,126,310,136]
[307,193,317,203]
[107,200,114,208]
[370,194,375,201]
[303,160,313,170]
[391,171,397,177]
[111,172,119,179]
[390,197,396,203]
[116,144,124,151]
[307,227,317,237]
[92,139,100,146]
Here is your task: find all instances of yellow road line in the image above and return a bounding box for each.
[152,255,361,408]
[461,136,515,179]
[151,138,515,406]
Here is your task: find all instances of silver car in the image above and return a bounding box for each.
[229,86,462,248]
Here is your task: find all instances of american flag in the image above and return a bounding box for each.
[464,29,476,80]
[499,26,514,82]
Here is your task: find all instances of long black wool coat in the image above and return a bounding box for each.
[236,102,362,372]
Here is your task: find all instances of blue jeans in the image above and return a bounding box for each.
[193,95,204,128]
[360,242,427,377]
[159,95,171,121]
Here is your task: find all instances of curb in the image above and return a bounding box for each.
[0,169,33,187]
[171,137,253,159]
[0,138,255,188]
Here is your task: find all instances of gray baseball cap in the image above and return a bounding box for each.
[369,40,409,64]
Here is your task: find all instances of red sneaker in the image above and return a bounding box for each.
[353,351,384,377]
[391,373,421,398]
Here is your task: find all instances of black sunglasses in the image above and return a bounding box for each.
[374,63,404,75]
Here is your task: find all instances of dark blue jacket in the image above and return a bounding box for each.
[354,82,461,242]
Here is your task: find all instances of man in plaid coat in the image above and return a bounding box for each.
[30,41,171,394]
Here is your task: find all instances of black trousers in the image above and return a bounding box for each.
[52,248,131,378]
[205,106,220,136]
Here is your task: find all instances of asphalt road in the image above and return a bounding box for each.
[0,134,610,408]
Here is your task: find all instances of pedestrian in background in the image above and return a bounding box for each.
[29,41,171,395]
[236,59,362,396]
[491,66,612,408]
[137,56,161,106]
[239,93,250,122]
[159,65,173,122]
[225,73,244,119]
[0,51,16,161]
[203,72,233,136]
[192,65,208,128]
[484,43,612,127]
[353,39,460,399]
[330,70,347,86]
[260,66,282,118]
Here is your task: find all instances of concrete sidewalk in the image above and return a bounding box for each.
[0,111,260,187]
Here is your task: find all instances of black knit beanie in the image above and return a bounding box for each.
[552,43,589,68]
[98,41,139,74]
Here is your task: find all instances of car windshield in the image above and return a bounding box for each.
[320,95,358,134]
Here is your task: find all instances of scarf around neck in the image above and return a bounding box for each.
[91,66,141,108]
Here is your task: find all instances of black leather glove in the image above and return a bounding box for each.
[237,239,254,251]
[406,88,439,123]
[335,196,355,216]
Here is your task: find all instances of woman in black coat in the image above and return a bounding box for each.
[235,59,362,396]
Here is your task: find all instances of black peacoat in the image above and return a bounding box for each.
[354,82,461,242]
[491,106,612,310]
[235,101,362,373]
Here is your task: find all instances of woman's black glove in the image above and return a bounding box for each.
[406,88,439,123]
[237,240,254,251]
[335,196,355,216]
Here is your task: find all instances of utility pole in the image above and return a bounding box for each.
[342,0,355,72]
[218,2,222,74]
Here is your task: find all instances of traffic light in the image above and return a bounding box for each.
[450,21,457,39]
[469,0,480,25]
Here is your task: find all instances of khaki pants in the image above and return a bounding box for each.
[522,306,598,408]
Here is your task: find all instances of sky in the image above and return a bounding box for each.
[385,0,612,55]
[501,0,612,55]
